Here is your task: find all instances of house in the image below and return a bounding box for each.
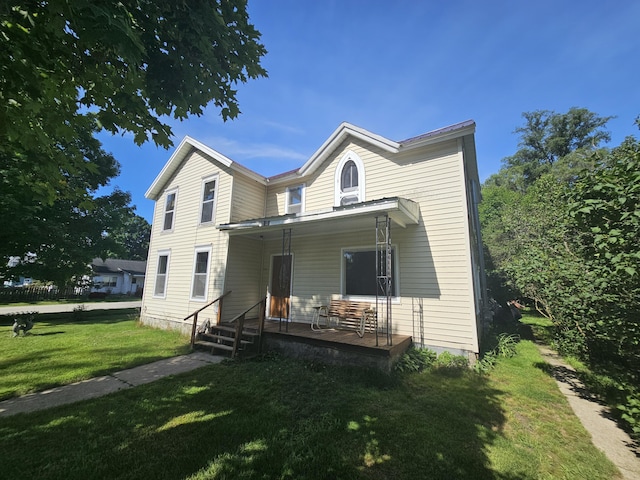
[91,258,146,296]
[140,120,488,360]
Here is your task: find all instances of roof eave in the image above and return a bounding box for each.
[400,122,476,151]
[145,136,267,200]
[217,197,419,237]
[296,123,400,179]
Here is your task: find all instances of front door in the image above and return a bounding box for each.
[269,254,292,319]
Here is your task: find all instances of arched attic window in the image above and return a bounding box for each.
[335,151,365,206]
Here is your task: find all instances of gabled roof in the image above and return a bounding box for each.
[146,120,476,197]
[272,120,475,184]
[145,136,266,200]
[91,258,147,276]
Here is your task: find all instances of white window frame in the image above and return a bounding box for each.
[153,250,171,298]
[199,175,219,225]
[190,245,212,301]
[162,189,178,232]
[334,150,365,206]
[340,245,400,301]
[285,184,305,215]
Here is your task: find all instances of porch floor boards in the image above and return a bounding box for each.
[261,320,410,352]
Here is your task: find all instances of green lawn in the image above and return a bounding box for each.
[0,315,620,480]
[0,308,190,400]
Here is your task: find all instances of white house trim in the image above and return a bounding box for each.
[334,150,366,206]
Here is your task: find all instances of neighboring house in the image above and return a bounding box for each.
[3,276,33,287]
[140,120,488,359]
[91,258,146,296]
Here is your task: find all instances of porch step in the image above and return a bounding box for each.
[216,323,260,337]
[194,340,234,352]
[193,323,261,357]
[200,332,253,346]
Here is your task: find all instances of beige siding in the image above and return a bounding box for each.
[223,236,264,320]
[259,137,479,353]
[230,174,266,222]
[141,150,235,330]
[265,188,283,217]
[143,129,481,354]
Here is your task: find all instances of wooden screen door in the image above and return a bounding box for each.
[269,254,292,318]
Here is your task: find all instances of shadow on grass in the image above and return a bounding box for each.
[534,362,603,403]
[0,357,529,480]
[0,309,139,327]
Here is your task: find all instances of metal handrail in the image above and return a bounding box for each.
[183,291,232,349]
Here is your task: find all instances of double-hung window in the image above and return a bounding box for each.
[191,246,212,300]
[342,247,397,297]
[154,252,171,297]
[285,184,304,214]
[200,176,218,224]
[163,190,177,231]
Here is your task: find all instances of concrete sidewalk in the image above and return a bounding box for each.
[537,345,640,480]
[0,352,224,418]
[0,300,142,316]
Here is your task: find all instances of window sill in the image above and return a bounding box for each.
[341,295,401,304]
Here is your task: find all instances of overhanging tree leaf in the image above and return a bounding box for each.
[0,1,267,284]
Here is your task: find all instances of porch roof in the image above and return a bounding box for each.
[217,197,420,240]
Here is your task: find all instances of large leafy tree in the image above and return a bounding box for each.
[106,214,152,261]
[501,107,612,190]
[567,126,640,372]
[0,0,266,283]
[481,111,640,437]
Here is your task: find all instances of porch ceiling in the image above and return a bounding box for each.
[218,197,420,240]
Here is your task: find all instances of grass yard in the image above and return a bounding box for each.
[0,308,190,400]
[0,327,620,479]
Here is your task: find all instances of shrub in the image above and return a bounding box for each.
[433,351,469,372]
[618,392,640,438]
[394,347,436,373]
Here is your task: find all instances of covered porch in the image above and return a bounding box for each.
[219,196,421,336]
[215,197,420,368]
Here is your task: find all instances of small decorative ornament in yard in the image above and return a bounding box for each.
[12,316,34,337]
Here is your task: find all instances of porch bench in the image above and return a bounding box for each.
[312,300,375,337]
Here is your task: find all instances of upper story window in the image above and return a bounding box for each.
[335,151,365,206]
[163,190,177,231]
[286,184,305,214]
[200,176,218,224]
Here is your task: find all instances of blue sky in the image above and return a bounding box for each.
[98,0,640,223]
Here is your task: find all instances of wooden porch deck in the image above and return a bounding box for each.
[247,319,413,371]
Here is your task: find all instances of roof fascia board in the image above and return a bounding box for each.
[218,197,419,232]
[145,136,267,200]
[400,124,475,151]
[296,123,399,178]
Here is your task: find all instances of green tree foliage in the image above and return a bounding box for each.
[13,189,134,288]
[481,111,640,436]
[567,128,640,373]
[501,108,612,189]
[106,214,151,261]
[0,1,266,284]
